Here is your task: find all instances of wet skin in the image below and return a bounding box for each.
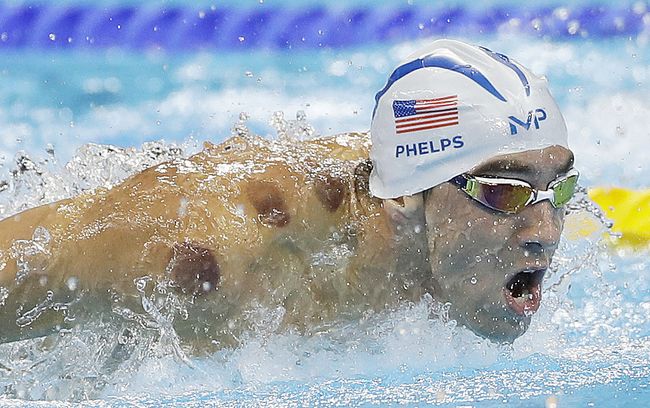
[0,134,574,348]
[420,145,574,342]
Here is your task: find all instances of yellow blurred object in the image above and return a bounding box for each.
[563,210,603,241]
[588,187,650,247]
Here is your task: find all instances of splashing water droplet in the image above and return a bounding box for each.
[135,277,148,292]
[66,276,79,291]
[232,112,251,138]
[33,226,51,246]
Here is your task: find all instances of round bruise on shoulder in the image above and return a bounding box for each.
[246,180,290,227]
[169,242,220,294]
[315,174,347,212]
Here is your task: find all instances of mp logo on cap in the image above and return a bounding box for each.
[508,108,547,135]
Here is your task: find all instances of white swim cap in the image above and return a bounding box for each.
[369,39,569,199]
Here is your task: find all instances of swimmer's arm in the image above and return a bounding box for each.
[0,178,189,343]
[0,200,78,342]
[0,194,168,342]
[0,201,72,285]
[0,157,227,343]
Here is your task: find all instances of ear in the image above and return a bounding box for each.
[383,193,426,236]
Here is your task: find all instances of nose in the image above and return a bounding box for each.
[514,201,564,253]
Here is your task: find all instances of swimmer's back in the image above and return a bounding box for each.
[0,133,379,345]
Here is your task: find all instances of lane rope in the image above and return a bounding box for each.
[0,3,648,51]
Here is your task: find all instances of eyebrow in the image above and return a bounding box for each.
[470,152,575,177]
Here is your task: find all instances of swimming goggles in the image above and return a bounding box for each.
[451,169,579,214]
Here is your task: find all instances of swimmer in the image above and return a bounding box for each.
[0,40,577,350]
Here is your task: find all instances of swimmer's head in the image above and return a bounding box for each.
[369,39,569,199]
[372,40,575,342]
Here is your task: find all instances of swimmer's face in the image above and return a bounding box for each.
[423,146,574,342]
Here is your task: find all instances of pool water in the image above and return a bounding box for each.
[0,4,649,407]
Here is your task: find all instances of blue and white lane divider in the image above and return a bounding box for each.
[0,3,648,50]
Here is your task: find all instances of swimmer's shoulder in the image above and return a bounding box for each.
[308,132,371,162]
[195,133,370,176]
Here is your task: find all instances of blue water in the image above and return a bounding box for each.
[0,2,649,407]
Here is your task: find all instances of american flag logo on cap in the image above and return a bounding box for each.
[392,95,459,135]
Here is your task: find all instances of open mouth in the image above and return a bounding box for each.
[503,269,546,317]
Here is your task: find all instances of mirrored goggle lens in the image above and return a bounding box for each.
[552,174,579,207]
[477,183,533,213]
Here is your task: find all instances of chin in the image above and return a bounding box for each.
[454,307,531,343]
